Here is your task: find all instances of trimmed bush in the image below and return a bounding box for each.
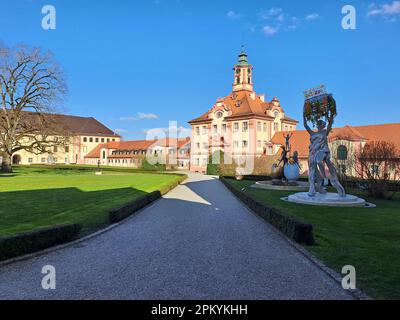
[0,224,81,261]
[220,176,315,245]
[141,158,166,171]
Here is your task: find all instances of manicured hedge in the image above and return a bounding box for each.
[220,177,315,246]
[0,224,81,261]
[109,175,187,223]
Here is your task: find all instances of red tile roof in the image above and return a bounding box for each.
[84,138,191,159]
[21,112,120,137]
[84,140,156,159]
[189,91,297,124]
[272,123,400,158]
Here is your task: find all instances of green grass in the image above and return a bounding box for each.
[0,166,184,237]
[224,178,400,300]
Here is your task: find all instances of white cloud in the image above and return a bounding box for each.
[261,25,279,36]
[259,7,283,20]
[259,8,306,36]
[227,10,242,19]
[119,113,159,121]
[305,13,320,21]
[367,1,400,19]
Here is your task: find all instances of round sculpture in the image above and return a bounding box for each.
[270,164,284,180]
[284,163,300,182]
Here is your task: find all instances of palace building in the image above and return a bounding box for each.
[188,50,298,173]
[10,114,121,166]
[272,123,400,176]
[84,137,191,170]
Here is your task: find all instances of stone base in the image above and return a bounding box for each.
[251,180,309,191]
[284,192,371,207]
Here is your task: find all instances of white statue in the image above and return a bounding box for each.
[303,114,346,198]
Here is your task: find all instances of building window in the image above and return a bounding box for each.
[101,138,105,143]
[222,123,227,133]
[242,140,248,148]
[53,146,58,153]
[274,122,279,132]
[268,146,273,155]
[83,146,88,153]
[28,158,33,163]
[216,111,223,119]
[196,143,200,150]
[242,122,248,132]
[257,140,262,148]
[202,157,208,166]
[65,146,69,153]
[263,122,267,132]
[202,126,207,135]
[202,142,208,150]
[95,138,99,143]
[257,122,262,131]
[233,123,239,133]
[371,165,380,176]
[195,158,200,166]
[274,110,279,118]
[102,150,106,159]
[285,125,288,131]
[107,138,110,142]
[213,125,218,134]
[83,137,87,142]
[233,140,239,148]
[112,139,115,142]
[41,157,46,163]
[195,127,200,135]
[337,145,348,161]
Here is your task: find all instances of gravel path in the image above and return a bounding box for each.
[0,173,352,300]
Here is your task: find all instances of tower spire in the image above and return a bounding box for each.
[233,48,253,92]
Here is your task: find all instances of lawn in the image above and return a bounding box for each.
[224,178,400,300]
[0,166,184,237]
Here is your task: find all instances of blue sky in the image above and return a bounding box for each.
[1,0,399,140]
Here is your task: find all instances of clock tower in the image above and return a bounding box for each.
[233,49,254,92]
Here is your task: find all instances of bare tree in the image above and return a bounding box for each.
[356,141,400,199]
[0,45,68,172]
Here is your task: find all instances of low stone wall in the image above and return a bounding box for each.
[0,224,82,261]
[220,177,315,246]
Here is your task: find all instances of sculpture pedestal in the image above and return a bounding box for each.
[284,192,371,207]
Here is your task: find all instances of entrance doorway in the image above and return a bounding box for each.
[12,154,21,165]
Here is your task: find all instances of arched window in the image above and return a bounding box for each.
[337,145,348,161]
[102,150,106,159]
[274,110,279,118]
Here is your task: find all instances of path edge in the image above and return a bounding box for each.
[219,177,371,300]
